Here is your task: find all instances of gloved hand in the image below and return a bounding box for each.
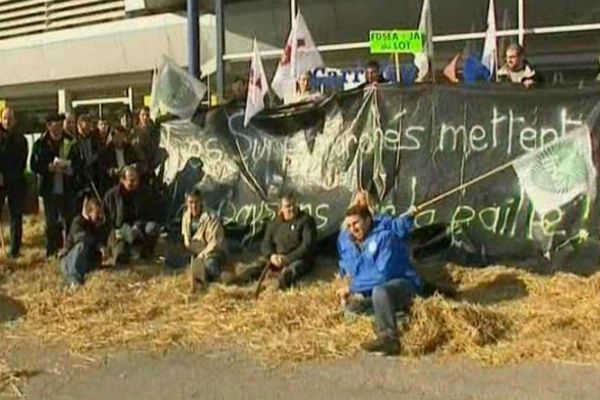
[117,224,134,244]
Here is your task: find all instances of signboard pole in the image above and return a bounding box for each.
[394,53,401,83]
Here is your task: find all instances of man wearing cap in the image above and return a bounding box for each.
[31,113,79,257]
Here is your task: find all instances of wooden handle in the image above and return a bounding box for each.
[416,159,515,210]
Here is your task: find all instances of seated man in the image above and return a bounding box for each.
[182,189,229,290]
[60,197,108,287]
[337,204,422,356]
[103,165,160,265]
[498,43,538,88]
[236,191,317,290]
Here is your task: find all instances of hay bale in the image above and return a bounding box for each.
[403,295,511,358]
[0,295,26,324]
[4,216,600,365]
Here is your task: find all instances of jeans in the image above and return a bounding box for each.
[110,221,160,265]
[0,184,25,257]
[42,194,73,257]
[241,257,311,289]
[60,241,101,284]
[345,278,417,340]
[188,253,223,282]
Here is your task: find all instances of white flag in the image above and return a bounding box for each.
[481,0,497,81]
[150,56,207,120]
[271,11,324,102]
[513,126,597,215]
[414,0,433,82]
[244,39,269,127]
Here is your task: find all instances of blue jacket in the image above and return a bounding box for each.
[337,214,423,296]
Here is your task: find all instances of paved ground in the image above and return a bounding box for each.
[3,344,600,400]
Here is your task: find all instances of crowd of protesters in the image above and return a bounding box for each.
[1,43,593,358]
[0,106,165,266]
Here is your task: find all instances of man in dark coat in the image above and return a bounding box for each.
[30,112,80,257]
[235,191,317,290]
[96,125,137,195]
[102,165,160,265]
[60,197,108,287]
[0,107,29,259]
[73,114,103,205]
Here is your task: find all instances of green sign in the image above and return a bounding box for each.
[369,30,424,54]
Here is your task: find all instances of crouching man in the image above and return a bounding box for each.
[103,165,160,265]
[60,197,108,287]
[236,191,317,290]
[337,204,423,356]
[182,189,229,290]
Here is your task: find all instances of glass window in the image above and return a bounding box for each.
[525,0,600,27]
[524,31,600,83]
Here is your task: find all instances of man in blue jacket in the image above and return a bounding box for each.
[337,204,422,356]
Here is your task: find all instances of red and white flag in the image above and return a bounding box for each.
[443,53,460,83]
[244,39,269,127]
[271,11,324,102]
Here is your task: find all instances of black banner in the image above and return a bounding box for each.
[161,84,600,268]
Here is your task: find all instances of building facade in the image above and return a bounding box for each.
[0,0,599,132]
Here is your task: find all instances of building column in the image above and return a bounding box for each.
[187,0,200,78]
[215,0,225,102]
[58,88,72,114]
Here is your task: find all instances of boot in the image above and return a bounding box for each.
[361,336,401,356]
[190,258,207,293]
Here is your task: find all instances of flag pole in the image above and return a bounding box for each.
[394,53,401,83]
[416,159,515,210]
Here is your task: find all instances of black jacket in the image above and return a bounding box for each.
[73,135,104,194]
[0,127,28,188]
[65,215,108,252]
[75,134,102,166]
[131,125,160,176]
[260,210,317,263]
[96,144,137,194]
[30,133,79,197]
[102,184,155,229]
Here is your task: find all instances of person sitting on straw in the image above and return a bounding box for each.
[235,191,317,290]
[182,188,231,291]
[102,165,160,266]
[60,197,109,287]
[337,204,422,356]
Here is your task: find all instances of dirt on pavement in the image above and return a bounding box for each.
[2,343,600,400]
